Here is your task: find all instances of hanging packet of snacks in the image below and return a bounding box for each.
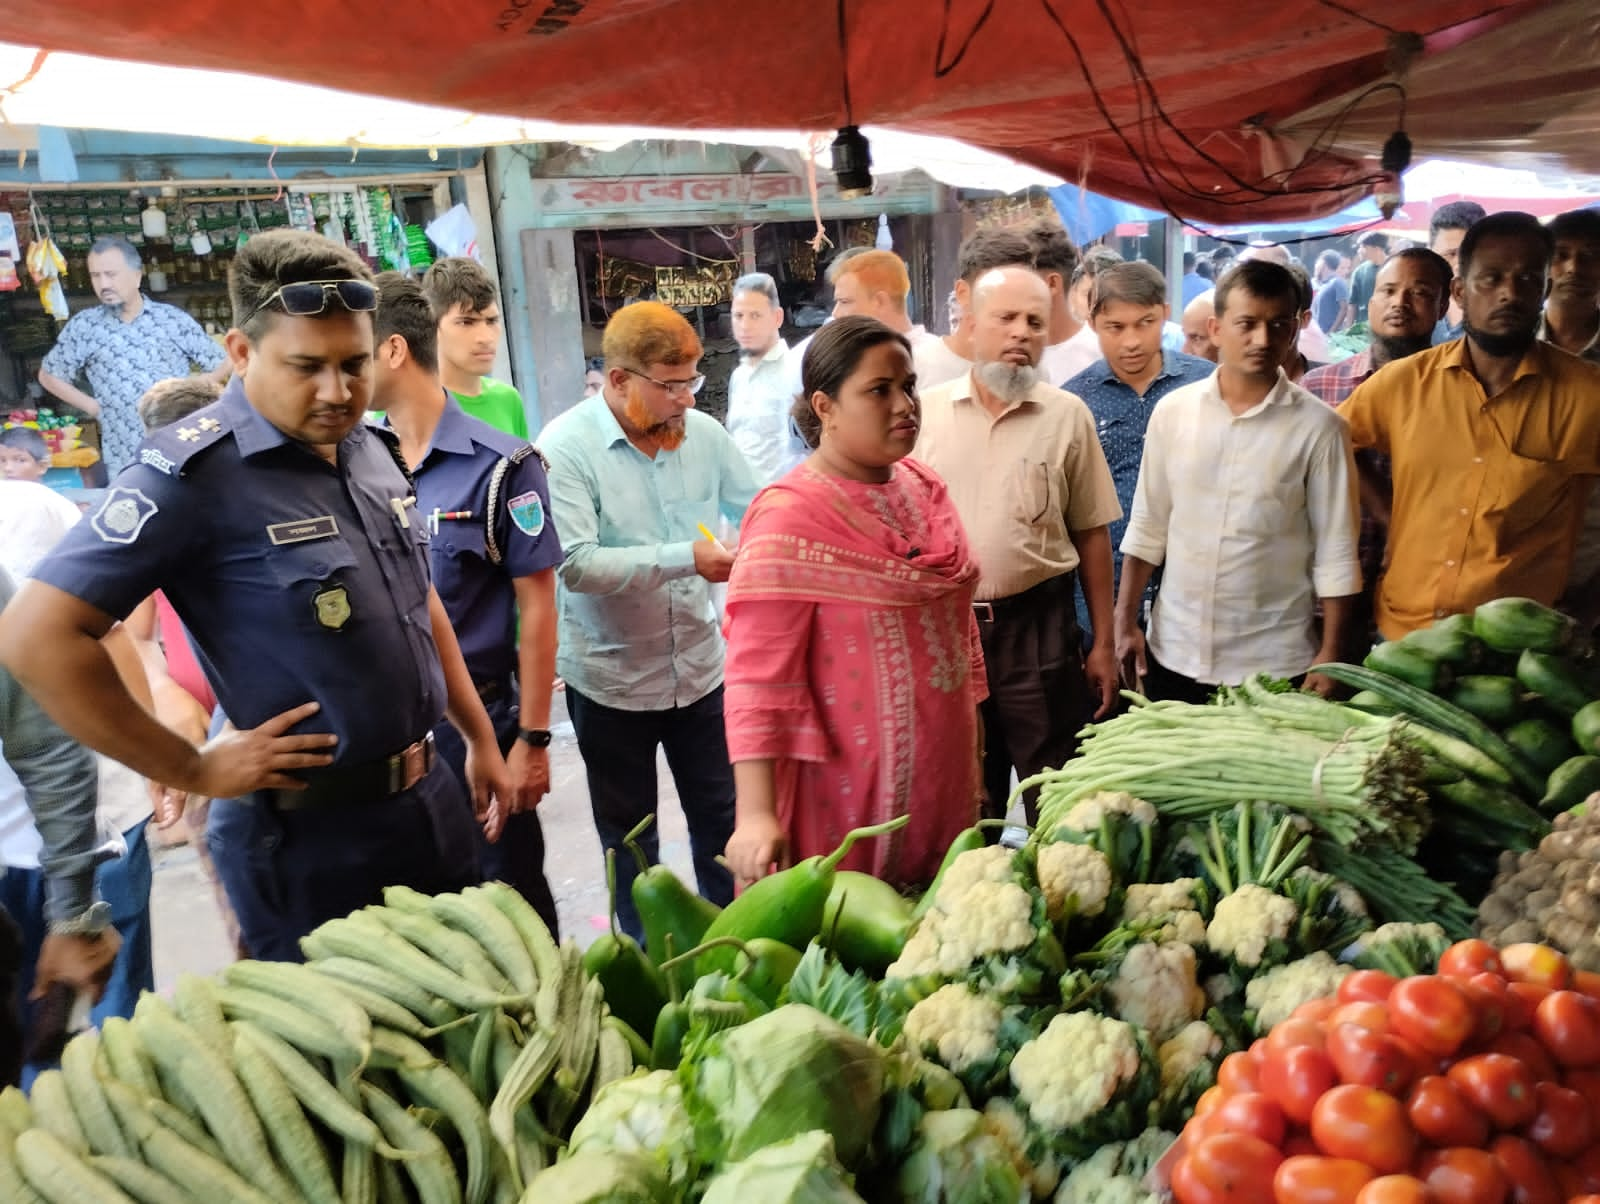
[26,237,68,319]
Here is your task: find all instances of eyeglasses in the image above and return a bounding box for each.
[623,367,705,397]
[245,279,379,322]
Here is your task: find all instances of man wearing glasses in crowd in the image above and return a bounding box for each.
[539,301,757,943]
[0,230,510,961]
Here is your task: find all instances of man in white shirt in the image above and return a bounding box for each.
[726,273,806,485]
[1028,219,1104,386]
[1114,259,1361,702]
[912,227,1036,390]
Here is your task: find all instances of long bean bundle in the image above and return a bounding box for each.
[1025,692,1430,854]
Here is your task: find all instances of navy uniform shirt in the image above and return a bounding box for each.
[393,397,564,686]
[32,379,444,768]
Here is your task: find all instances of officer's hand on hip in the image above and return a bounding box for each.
[34,930,121,1003]
[464,736,512,838]
[506,740,550,814]
[190,701,337,797]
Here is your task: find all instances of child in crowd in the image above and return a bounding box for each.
[0,428,51,483]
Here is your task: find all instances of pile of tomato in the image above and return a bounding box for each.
[1170,940,1600,1204]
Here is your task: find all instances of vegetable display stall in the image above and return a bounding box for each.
[3,598,1594,1201]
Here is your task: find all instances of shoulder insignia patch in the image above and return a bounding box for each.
[143,399,230,475]
[90,487,159,545]
[507,490,546,537]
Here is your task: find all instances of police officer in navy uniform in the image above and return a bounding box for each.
[370,273,563,936]
[0,230,512,962]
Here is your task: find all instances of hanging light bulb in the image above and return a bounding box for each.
[1374,129,1412,220]
[830,126,873,199]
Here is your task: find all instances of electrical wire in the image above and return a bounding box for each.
[934,0,997,76]
[1315,0,1401,34]
[836,0,854,123]
[646,229,738,264]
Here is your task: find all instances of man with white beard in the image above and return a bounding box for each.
[914,267,1121,822]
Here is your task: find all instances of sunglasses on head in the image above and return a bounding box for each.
[245,279,379,322]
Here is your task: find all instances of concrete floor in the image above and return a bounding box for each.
[150,698,701,986]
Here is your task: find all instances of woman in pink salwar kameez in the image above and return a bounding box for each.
[722,316,987,889]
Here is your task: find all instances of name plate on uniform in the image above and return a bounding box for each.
[267,516,340,545]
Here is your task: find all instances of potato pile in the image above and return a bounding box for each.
[1476,793,1600,969]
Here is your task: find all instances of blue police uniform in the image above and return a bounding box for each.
[392,397,564,936]
[31,379,480,961]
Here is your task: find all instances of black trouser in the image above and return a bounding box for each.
[0,903,20,1087]
[976,573,1093,825]
[432,690,560,940]
[1142,649,1219,705]
[564,684,736,944]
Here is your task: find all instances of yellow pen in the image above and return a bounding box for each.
[696,522,728,552]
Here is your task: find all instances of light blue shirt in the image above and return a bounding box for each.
[539,396,759,711]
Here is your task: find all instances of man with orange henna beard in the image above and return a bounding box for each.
[538,301,759,943]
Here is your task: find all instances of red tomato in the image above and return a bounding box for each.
[1249,1037,1271,1066]
[1285,1132,1323,1158]
[1173,1133,1283,1204]
[1500,944,1573,991]
[1408,1076,1492,1149]
[1486,1032,1558,1083]
[1564,1068,1600,1124]
[1532,990,1600,1069]
[1331,1001,1393,1033]
[1274,1155,1377,1204]
[1391,977,1475,1058]
[1295,997,1342,1024]
[1506,983,1552,1031]
[1572,1146,1600,1194]
[1439,939,1505,981]
[1341,970,1400,1004]
[1219,1050,1264,1095]
[1551,1161,1586,1198]
[1390,1031,1446,1082]
[1262,1043,1339,1126]
[1328,1023,1416,1095]
[1417,1148,1509,1204]
[1458,980,1509,1048]
[1356,1175,1437,1204]
[1195,1085,1227,1117]
[1268,1017,1330,1053]
[1570,1197,1600,1204]
[1489,1134,1561,1204]
[1311,1084,1416,1174]
[1523,1080,1592,1157]
[1448,1054,1540,1130]
[1215,1091,1289,1147]
[1575,971,1600,1002]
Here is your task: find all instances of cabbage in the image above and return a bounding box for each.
[520,1149,668,1202]
[699,1131,866,1203]
[892,1108,1028,1204]
[565,1070,697,1191]
[680,1004,886,1169]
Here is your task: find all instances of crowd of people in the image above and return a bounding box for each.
[0,194,1596,1081]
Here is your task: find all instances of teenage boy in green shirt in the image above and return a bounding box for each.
[422,258,529,440]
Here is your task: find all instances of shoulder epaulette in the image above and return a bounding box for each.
[137,400,231,477]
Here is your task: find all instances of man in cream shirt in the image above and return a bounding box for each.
[915,266,1121,822]
[1114,259,1361,702]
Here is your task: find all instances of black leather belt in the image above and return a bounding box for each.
[972,572,1077,623]
[475,678,512,706]
[269,733,435,811]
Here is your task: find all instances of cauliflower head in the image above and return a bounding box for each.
[1157,1021,1222,1094]
[1244,951,1352,1031]
[1037,842,1113,923]
[1291,866,1369,918]
[889,880,1035,980]
[934,846,1018,908]
[1207,884,1297,969]
[1107,942,1206,1041]
[1059,793,1158,832]
[1054,1127,1177,1204]
[1011,1012,1146,1134]
[1368,920,1445,945]
[982,1098,1063,1199]
[903,984,1002,1078]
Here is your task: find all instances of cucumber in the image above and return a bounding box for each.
[1346,690,1398,715]
[1399,620,1484,668]
[1365,641,1450,693]
[1575,700,1600,755]
[1503,716,1580,775]
[1517,650,1599,717]
[1433,778,1549,842]
[1448,675,1524,727]
[1473,596,1578,654]
[1542,755,1600,813]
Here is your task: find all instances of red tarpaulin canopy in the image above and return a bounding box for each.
[2,0,1595,223]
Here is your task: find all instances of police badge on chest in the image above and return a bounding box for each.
[311,582,352,632]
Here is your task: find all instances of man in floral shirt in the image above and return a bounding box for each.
[39,238,227,478]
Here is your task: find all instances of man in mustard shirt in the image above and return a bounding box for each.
[1339,211,1600,637]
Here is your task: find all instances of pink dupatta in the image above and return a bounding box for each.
[724,458,986,886]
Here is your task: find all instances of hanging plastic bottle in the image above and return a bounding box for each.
[188,219,212,257]
[140,198,168,240]
[875,214,893,251]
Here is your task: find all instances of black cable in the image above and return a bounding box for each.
[934,0,998,77]
[1315,0,1401,35]
[837,0,854,123]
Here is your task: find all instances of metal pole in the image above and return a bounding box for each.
[1163,216,1184,311]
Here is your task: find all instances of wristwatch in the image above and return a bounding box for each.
[49,900,113,938]
[516,728,553,749]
